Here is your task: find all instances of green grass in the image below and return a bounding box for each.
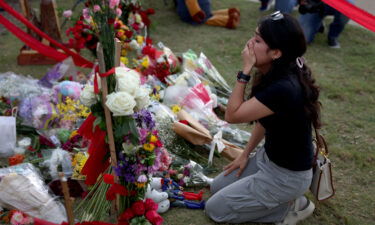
[1,0,375,224]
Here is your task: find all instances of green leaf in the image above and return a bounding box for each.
[93,116,102,130]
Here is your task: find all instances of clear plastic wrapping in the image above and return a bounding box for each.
[0,163,67,223]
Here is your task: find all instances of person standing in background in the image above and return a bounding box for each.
[298,0,354,48]
[259,0,297,13]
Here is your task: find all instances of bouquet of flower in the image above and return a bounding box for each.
[77,45,162,225]
[65,0,154,59]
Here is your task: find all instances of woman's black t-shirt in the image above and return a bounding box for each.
[255,75,313,171]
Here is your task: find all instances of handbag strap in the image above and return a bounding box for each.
[313,127,329,160]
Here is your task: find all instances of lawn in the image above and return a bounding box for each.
[1,0,374,224]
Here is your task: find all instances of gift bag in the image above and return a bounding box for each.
[0,108,17,157]
[310,129,335,201]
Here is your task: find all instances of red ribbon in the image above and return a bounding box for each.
[93,66,116,94]
[78,114,110,185]
[0,0,93,68]
[322,0,375,32]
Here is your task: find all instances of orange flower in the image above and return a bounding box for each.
[8,154,25,166]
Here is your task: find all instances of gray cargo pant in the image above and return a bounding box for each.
[205,147,312,223]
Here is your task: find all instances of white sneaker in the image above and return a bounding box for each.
[275,199,315,225]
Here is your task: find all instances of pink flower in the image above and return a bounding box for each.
[10,212,24,225]
[116,8,122,17]
[93,5,101,12]
[82,8,90,20]
[109,0,120,9]
[63,10,73,18]
[137,174,147,183]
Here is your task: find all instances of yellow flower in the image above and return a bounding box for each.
[141,56,149,68]
[149,135,158,143]
[143,143,155,151]
[121,49,127,56]
[72,152,88,180]
[171,105,181,114]
[150,93,160,101]
[135,182,146,188]
[136,35,144,45]
[120,56,129,65]
[70,130,79,139]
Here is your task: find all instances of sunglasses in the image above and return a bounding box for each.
[270,11,284,20]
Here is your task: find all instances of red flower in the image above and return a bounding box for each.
[8,154,25,166]
[108,18,115,24]
[27,146,38,152]
[145,210,163,225]
[131,23,140,31]
[131,200,145,216]
[119,208,135,221]
[125,30,133,39]
[144,198,158,211]
[146,8,155,15]
[142,46,156,59]
[103,174,115,184]
[106,184,129,200]
[145,37,153,45]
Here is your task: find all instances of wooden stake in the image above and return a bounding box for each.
[96,39,121,217]
[114,38,121,67]
[97,43,118,173]
[59,172,75,225]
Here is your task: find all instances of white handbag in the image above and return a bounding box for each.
[310,128,335,201]
[0,108,17,158]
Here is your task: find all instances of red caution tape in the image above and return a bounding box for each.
[322,0,375,32]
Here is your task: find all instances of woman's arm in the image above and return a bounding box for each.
[225,40,273,123]
[225,84,273,123]
[224,122,265,176]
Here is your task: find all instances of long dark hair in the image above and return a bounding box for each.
[251,13,321,129]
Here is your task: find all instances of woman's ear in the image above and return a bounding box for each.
[271,49,282,60]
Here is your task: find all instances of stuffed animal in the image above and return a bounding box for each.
[145,183,171,214]
[176,0,240,29]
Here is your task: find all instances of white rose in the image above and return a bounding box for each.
[80,84,97,107]
[105,92,136,116]
[115,67,141,95]
[134,87,150,110]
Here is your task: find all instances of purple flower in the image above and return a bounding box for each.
[133,109,155,130]
[114,154,136,182]
[138,128,153,145]
[133,163,147,175]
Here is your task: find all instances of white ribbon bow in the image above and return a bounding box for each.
[208,130,226,165]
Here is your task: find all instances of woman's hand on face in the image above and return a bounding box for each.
[223,154,249,177]
[241,40,256,75]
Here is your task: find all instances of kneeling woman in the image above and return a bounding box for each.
[205,12,321,225]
